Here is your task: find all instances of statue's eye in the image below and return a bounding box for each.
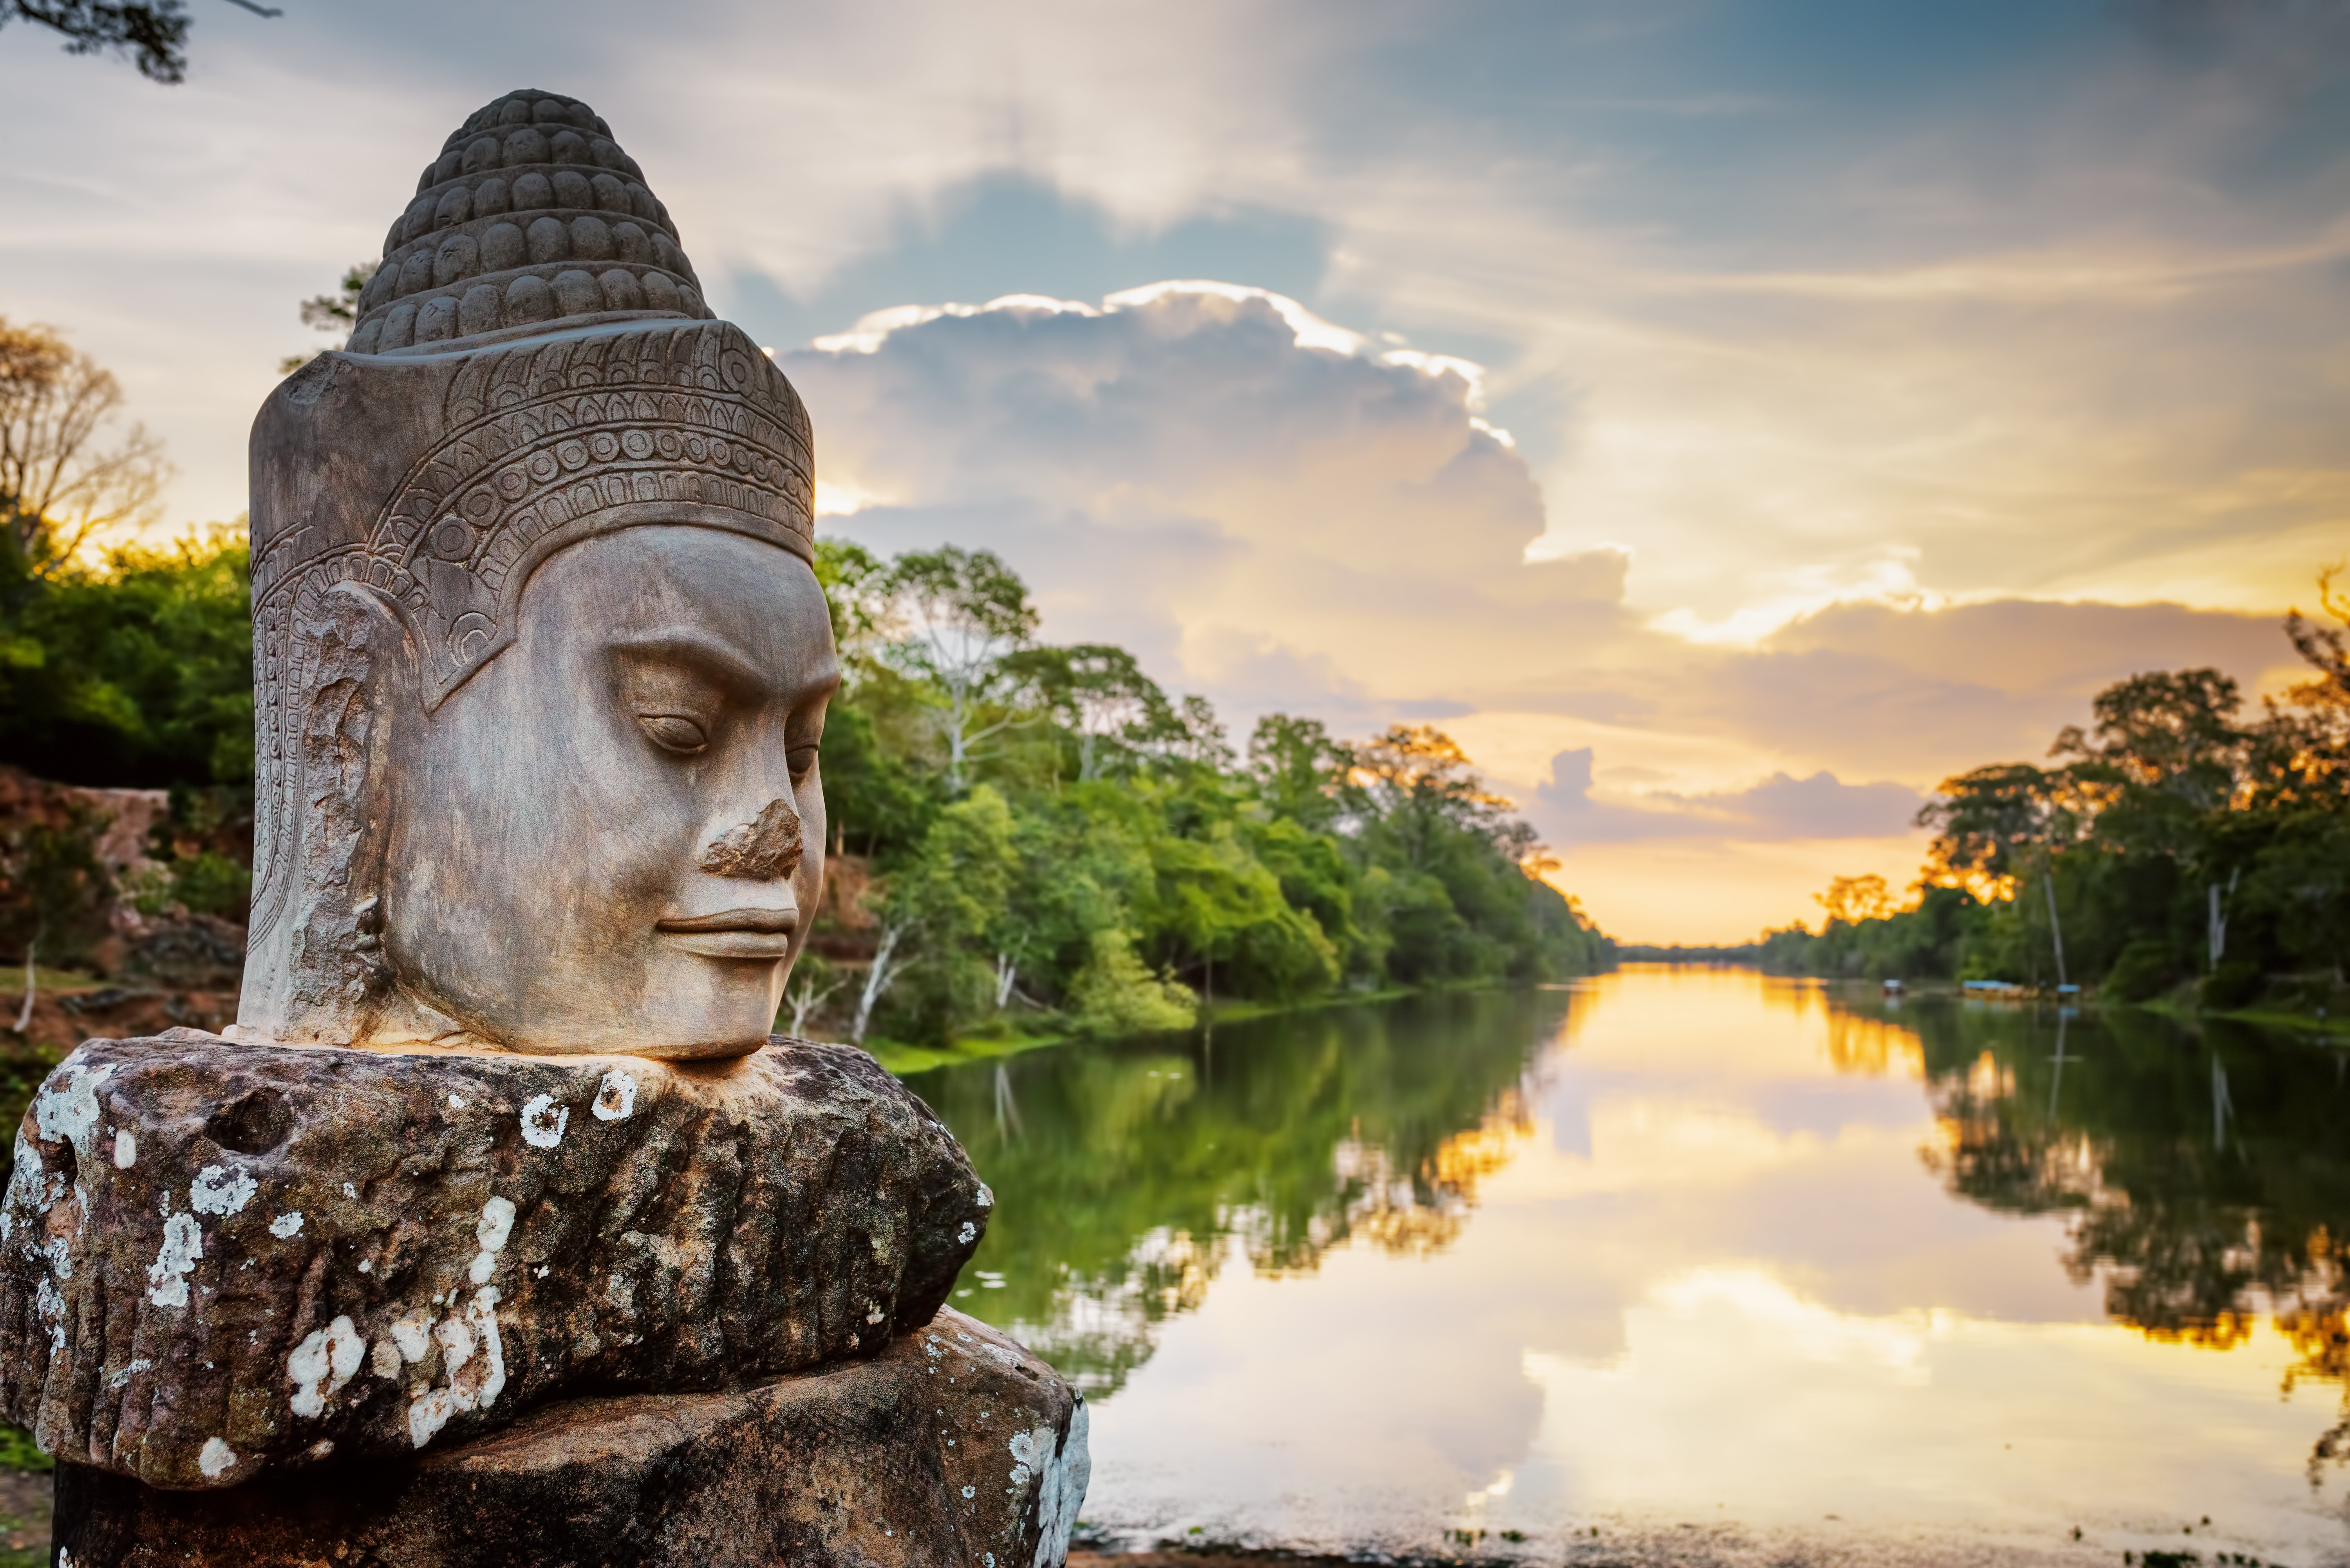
[637,713,708,753]
[788,744,819,780]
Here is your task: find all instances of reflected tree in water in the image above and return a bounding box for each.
[906,989,1564,1394]
[1864,993,2350,1472]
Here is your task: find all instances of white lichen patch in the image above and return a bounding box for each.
[976,1183,994,1208]
[106,1358,153,1391]
[189,1163,257,1217]
[1012,1401,1090,1568]
[287,1315,365,1418]
[197,1435,237,1479]
[146,1212,202,1308]
[388,1307,433,1363]
[1,1134,41,1241]
[35,1275,65,1351]
[519,1095,568,1149]
[269,1210,304,1239]
[34,1061,114,1165]
[405,1286,505,1449]
[112,1129,135,1170]
[469,1195,516,1285]
[866,1300,886,1326]
[958,1221,977,1245]
[369,1336,402,1378]
[592,1069,638,1122]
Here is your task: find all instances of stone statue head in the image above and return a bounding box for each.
[237,90,835,1059]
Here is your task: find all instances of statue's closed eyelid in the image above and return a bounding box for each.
[636,712,709,753]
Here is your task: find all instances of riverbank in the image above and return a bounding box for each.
[1694,968,2350,1041]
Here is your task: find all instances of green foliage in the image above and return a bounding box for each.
[826,551,1612,1046]
[1065,929,1196,1036]
[0,1423,48,1474]
[0,529,253,789]
[2201,957,2262,1011]
[163,849,250,919]
[2105,938,2176,1004]
[0,802,111,969]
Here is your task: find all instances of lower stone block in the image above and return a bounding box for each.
[51,1307,1088,1568]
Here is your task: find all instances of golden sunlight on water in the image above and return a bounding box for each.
[921,966,2350,1564]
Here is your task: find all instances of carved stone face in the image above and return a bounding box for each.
[379,526,836,1058]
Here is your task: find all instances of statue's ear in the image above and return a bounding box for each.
[262,581,417,1041]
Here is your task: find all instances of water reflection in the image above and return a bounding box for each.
[907,968,2350,1561]
[1880,992,2350,1475]
[906,990,1559,1395]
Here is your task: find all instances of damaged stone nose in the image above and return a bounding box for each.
[698,797,803,880]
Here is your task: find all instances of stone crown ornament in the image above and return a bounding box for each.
[350,89,714,354]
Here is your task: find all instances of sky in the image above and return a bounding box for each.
[5,0,2346,942]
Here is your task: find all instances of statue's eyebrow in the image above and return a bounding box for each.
[608,629,772,701]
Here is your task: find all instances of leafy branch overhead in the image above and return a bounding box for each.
[3,0,279,83]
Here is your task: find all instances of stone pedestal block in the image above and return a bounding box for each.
[1,1030,991,1489]
[53,1307,1086,1568]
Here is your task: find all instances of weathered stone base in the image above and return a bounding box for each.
[4,1030,991,1487]
[52,1307,1088,1568]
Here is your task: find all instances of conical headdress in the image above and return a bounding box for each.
[350,89,714,353]
[244,91,814,957]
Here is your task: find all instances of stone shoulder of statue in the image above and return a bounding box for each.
[235,90,833,1060]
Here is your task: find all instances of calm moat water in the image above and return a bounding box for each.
[907,966,2350,1565]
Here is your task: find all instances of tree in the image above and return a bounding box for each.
[1918,762,2082,891]
[0,319,169,585]
[4,0,188,79]
[877,546,1040,793]
[1018,643,1171,780]
[1817,873,1898,926]
[1345,725,1513,871]
[3,0,281,83]
[2051,668,2248,817]
[1248,713,1349,831]
[851,786,1020,1044]
[2252,567,2350,809]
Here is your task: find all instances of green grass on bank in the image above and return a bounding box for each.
[0,967,103,996]
[859,981,1452,1076]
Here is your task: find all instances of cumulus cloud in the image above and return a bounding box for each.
[787,284,1632,722]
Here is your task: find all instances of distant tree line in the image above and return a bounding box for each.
[1659,579,2350,1011]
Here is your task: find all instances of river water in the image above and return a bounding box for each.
[905,965,2350,1566]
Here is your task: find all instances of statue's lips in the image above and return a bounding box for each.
[655,908,797,959]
